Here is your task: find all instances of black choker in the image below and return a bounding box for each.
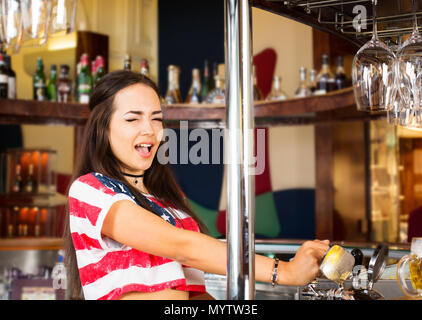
[121,172,144,185]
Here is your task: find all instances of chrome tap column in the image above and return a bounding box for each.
[224,0,255,300]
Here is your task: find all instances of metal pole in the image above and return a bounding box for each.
[224,0,255,300]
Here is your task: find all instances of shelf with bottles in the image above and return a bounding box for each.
[0,149,58,197]
[163,54,363,122]
[0,203,64,250]
[163,86,358,120]
[0,203,64,239]
[33,53,106,104]
[0,86,369,126]
[0,59,372,126]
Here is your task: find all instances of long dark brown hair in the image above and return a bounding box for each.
[64,70,208,299]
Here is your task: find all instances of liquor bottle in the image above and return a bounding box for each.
[94,56,105,86]
[124,54,132,71]
[33,207,40,237]
[266,76,288,101]
[200,60,211,103]
[52,250,66,289]
[9,206,19,237]
[211,62,217,90]
[185,68,201,103]
[11,164,22,193]
[308,69,317,94]
[18,207,28,237]
[140,59,149,77]
[253,65,263,101]
[164,65,182,104]
[91,60,97,85]
[0,53,8,98]
[295,67,312,98]
[77,54,92,104]
[206,64,225,104]
[25,164,35,193]
[47,64,57,102]
[33,58,47,101]
[315,54,336,95]
[75,62,81,101]
[5,55,16,99]
[57,64,72,103]
[335,56,349,90]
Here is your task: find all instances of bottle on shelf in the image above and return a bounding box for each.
[11,164,22,193]
[33,57,47,101]
[211,62,217,90]
[124,54,132,71]
[33,207,40,237]
[308,69,317,94]
[200,60,212,103]
[25,164,35,193]
[9,206,19,237]
[18,207,28,237]
[164,65,182,104]
[47,64,57,102]
[315,53,336,95]
[94,56,105,86]
[295,67,312,98]
[266,76,288,101]
[57,64,72,103]
[75,62,81,101]
[5,55,16,99]
[77,53,92,104]
[335,56,349,90]
[253,65,263,101]
[206,63,225,104]
[91,59,97,86]
[52,249,66,290]
[0,53,8,99]
[140,59,149,77]
[185,68,202,103]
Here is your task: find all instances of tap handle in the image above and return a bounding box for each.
[351,248,364,266]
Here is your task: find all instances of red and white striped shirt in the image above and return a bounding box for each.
[68,172,206,300]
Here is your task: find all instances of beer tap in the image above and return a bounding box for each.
[301,244,389,300]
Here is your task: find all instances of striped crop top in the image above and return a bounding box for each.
[68,172,206,300]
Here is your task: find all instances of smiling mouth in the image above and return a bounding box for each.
[135,143,154,158]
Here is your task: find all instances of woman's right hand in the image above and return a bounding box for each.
[279,240,330,286]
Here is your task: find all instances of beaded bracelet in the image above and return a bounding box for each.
[271,258,280,287]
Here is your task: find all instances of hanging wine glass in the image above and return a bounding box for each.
[49,0,77,36]
[387,39,405,126]
[396,0,422,128]
[21,0,52,46]
[387,84,402,126]
[1,0,24,54]
[352,0,395,112]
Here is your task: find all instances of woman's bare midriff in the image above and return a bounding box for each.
[118,288,189,300]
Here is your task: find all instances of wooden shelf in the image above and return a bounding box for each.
[0,87,382,126]
[0,237,63,251]
[0,193,68,207]
[0,98,89,126]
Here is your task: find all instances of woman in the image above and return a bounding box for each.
[64,70,329,300]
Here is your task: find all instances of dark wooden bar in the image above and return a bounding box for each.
[0,87,365,125]
[0,98,89,126]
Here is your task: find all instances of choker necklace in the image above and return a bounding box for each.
[121,172,144,185]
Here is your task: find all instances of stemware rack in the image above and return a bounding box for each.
[253,0,422,46]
